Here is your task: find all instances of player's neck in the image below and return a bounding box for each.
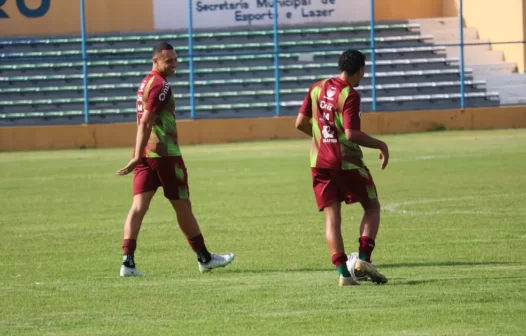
[338,73,359,87]
[152,68,167,79]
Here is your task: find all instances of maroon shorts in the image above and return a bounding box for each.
[133,156,189,200]
[311,166,378,211]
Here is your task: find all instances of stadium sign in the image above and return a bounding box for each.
[154,0,370,30]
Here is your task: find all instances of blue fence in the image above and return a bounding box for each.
[0,0,523,126]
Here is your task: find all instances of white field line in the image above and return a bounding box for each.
[384,194,526,216]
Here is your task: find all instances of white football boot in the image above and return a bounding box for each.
[120,255,145,277]
[120,264,145,277]
[347,252,370,281]
[347,252,387,284]
[198,253,235,273]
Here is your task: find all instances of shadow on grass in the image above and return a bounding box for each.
[376,261,519,269]
[219,261,521,276]
[223,268,331,275]
[390,275,526,286]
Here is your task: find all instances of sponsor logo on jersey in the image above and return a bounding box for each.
[159,81,170,101]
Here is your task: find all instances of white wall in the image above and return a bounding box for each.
[154,0,371,30]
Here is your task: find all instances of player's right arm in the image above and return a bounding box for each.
[117,79,164,175]
[116,109,157,176]
[342,92,389,169]
[295,87,313,137]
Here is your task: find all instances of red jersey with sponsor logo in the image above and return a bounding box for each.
[136,71,181,158]
[299,77,364,170]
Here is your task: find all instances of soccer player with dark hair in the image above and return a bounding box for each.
[295,49,389,286]
[116,42,234,276]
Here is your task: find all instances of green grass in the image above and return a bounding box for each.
[1,128,525,336]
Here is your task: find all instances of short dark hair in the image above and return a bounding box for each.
[153,42,174,56]
[338,49,366,75]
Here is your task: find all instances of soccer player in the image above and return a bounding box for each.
[116,42,234,277]
[295,49,389,286]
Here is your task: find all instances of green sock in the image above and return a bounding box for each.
[337,264,351,278]
[359,252,367,261]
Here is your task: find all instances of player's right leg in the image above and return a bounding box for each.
[120,160,160,277]
[120,191,156,276]
[312,168,359,286]
[340,167,387,284]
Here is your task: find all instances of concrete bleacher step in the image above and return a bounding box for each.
[427,27,478,43]
[445,52,505,66]
[484,73,526,105]
[408,17,459,32]
[497,88,526,105]
[443,46,507,66]
[484,73,526,86]
[443,40,492,53]
[464,51,505,65]
[470,62,518,76]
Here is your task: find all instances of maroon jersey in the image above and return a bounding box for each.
[136,71,180,158]
[299,77,364,170]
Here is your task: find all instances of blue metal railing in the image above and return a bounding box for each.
[459,0,466,109]
[272,0,281,117]
[187,0,196,119]
[79,0,89,124]
[369,0,377,112]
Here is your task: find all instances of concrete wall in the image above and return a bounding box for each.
[2,106,526,152]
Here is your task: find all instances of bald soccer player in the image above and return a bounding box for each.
[116,42,234,277]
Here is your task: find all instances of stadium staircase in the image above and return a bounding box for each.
[0,19,502,126]
[411,17,526,106]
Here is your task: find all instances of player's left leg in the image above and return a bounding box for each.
[169,199,234,273]
[158,156,234,273]
[120,159,160,277]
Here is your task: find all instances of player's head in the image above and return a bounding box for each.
[338,49,366,87]
[152,42,178,77]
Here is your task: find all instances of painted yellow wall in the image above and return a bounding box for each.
[442,0,526,72]
[0,0,154,36]
[2,106,526,152]
[375,0,443,20]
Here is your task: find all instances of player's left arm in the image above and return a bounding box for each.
[295,88,313,137]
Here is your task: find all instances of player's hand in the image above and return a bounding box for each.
[117,157,141,176]
[379,144,389,170]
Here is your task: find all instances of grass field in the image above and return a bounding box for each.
[1,128,526,336]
